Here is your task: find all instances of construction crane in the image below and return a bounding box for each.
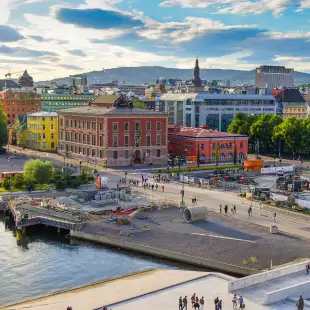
[5,70,24,78]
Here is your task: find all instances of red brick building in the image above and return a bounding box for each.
[0,89,41,125]
[168,125,248,164]
[58,95,168,166]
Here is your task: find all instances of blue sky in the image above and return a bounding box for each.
[0,0,310,80]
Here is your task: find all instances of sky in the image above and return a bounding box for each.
[0,0,310,81]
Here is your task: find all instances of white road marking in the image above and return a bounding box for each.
[191,232,257,243]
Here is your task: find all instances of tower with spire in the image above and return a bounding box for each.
[18,70,34,88]
[190,53,204,92]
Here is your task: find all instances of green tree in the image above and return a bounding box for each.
[215,144,219,166]
[250,114,283,153]
[13,174,23,188]
[24,159,53,184]
[272,117,303,154]
[133,101,148,109]
[300,118,310,154]
[3,176,11,190]
[0,104,8,147]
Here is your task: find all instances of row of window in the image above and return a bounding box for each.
[42,96,92,100]
[63,119,97,130]
[43,102,88,106]
[27,141,55,149]
[28,133,55,140]
[112,121,162,132]
[28,117,55,121]
[210,142,244,149]
[28,124,55,130]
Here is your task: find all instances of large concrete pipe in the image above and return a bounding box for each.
[183,206,208,224]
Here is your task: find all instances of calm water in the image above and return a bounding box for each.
[0,215,174,306]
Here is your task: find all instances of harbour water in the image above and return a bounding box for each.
[0,215,174,307]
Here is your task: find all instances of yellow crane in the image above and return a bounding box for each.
[5,70,24,78]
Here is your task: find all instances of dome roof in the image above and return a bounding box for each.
[18,70,34,87]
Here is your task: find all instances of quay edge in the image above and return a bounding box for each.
[70,230,258,277]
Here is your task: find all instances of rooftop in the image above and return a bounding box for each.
[28,112,58,117]
[193,93,276,101]
[274,88,305,103]
[169,126,248,139]
[160,93,198,101]
[0,79,21,89]
[91,94,121,105]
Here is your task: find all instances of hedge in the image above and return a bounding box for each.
[151,164,242,174]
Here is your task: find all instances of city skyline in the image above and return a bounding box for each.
[1,0,310,80]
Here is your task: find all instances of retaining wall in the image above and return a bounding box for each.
[265,280,310,305]
[228,261,307,292]
[70,230,256,276]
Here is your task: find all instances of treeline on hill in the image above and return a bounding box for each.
[228,113,310,157]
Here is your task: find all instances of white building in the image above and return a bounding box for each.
[160,93,277,131]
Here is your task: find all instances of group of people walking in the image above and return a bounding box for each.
[219,204,237,214]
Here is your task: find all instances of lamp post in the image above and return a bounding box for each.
[180,148,188,208]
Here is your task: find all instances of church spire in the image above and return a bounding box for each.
[193,52,202,87]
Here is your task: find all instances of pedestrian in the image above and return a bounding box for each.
[214,297,219,310]
[156,184,158,191]
[219,204,222,213]
[232,294,238,309]
[296,295,304,310]
[224,205,228,214]
[233,205,236,213]
[152,184,154,191]
[248,207,252,216]
[179,296,183,310]
[239,295,244,309]
[199,296,204,310]
[162,185,165,192]
[217,300,222,310]
[191,293,196,308]
[306,263,309,275]
[194,300,200,310]
[182,296,188,310]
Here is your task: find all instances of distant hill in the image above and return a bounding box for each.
[37,66,310,86]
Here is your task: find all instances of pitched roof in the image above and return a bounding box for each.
[169,126,247,139]
[0,79,21,89]
[91,94,121,105]
[274,88,305,103]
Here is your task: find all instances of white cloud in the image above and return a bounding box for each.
[160,0,292,16]
[139,17,257,43]
[267,31,310,39]
[299,0,310,8]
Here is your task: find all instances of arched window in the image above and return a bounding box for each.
[228,153,233,160]
[211,153,215,160]
[239,152,244,159]
[220,153,225,160]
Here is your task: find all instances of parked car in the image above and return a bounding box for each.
[0,147,6,155]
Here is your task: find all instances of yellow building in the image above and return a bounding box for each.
[26,112,58,151]
[8,115,28,146]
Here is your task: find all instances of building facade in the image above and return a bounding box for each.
[58,95,168,166]
[255,65,294,92]
[168,126,248,164]
[275,88,307,119]
[26,112,58,151]
[40,94,95,112]
[0,89,41,125]
[160,93,277,131]
[8,115,28,146]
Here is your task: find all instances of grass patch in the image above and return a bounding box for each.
[0,184,53,193]
[151,164,242,174]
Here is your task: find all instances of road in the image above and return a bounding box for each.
[5,145,310,239]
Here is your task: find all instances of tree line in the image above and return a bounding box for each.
[228,113,310,157]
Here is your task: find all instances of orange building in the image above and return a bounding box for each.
[0,89,41,125]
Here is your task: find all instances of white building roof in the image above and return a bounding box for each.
[28,112,58,117]
[193,93,276,102]
[160,93,197,101]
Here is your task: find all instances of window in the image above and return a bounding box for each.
[99,135,103,146]
[87,135,90,144]
[156,149,161,157]
[60,131,63,140]
[70,120,73,127]
[92,135,96,146]
[200,144,204,150]
[51,124,54,130]
[42,117,45,121]
[156,134,161,146]
[156,121,162,131]
[99,150,103,158]
[65,120,69,127]
[124,122,129,131]
[113,151,118,159]
[125,150,129,159]
[146,135,151,146]
[124,135,129,146]
[42,125,46,130]
[42,133,46,139]
[51,133,54,139]
[135,121,141,131]
[74,120,77,128]
[87,122,90,130]
[240,142,244,148]
[113,135,118,147]
[60,119,63,127]
[146,121,151,131]
[92,121,96,130]
[92,149,96,157]
[112,122,118,132]
[99,122,103,131]
[51,142,55,148]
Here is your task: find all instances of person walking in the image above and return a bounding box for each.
[306,262,309,275]
[248,207,252,216]
[239,295,244,309]
[224,205,228,214]
[199,296,204,310]
[219,204,222,213]
[296,295,304,310]
[183,296,188,310]
[151,184,154,191]
[232,294,238,309]
[191,294,196,308]
[214,297,219,310]
[155,183,158,191]
[179,296,183,310]
[233,205,236,213]
[162,185,165,192]
[194,299,200,310]
[217,300,222,310]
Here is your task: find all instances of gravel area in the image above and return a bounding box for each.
[82,207,310,270]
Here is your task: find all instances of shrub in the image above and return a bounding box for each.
[242,260,248,265]
[3,177,11,190]
[55,178,67,191]
[250,256,257,264]
[13,174,24,188]
[70,178,81,189]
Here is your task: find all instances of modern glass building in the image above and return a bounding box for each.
[160,93,277,132]
[40,94,96,112]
